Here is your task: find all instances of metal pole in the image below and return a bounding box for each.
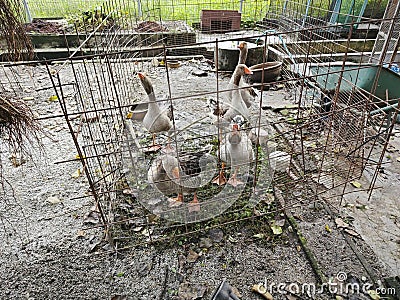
[137,0,142,18]
[239,0,244,13]
[22,0,33,23]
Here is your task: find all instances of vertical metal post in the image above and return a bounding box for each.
[22,0,33,23]
[302,0,312,27]
[137,0,142,18]
[329,0,342,24]
[239,0,244,13]
[283,0,288,14]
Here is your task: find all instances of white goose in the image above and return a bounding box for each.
[139,72,172,151]
[213,115,254,186]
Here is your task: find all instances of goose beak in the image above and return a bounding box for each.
[237,42,245,49]
[232,124,240,131]
[138,72,145,80]
[172,167,180,179]
[244,66,253,75]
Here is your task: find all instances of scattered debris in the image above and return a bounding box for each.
[199,237,212,248]
[186,249,200,263]
[335,218,349,229]
[24,19,66,34]
[270,221,283,235]
[48,95,58,102]
[178,282,206,300]
[191,69,208,77]
[46,196,62,204]
[71,168,81,178]
[136,21,168,32]
[350,181,362,188]
[325,224,332,233]
[344,228,361,238]
[208,228,224,243]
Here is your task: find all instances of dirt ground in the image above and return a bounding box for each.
[0,61,399,300]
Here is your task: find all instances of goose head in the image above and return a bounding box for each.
[228,115,246,145]
[232,64,253,86]
[237,42,248,64]
[138,72,154,95]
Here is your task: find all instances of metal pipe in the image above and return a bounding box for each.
[22,0,32,23]
[137,0,142,18]
[370,102,399,116]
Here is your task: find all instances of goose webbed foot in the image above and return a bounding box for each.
[188,193,200,213]
[227,170,244,187]
[144,134,162,152]
[212,170,227,186]
[167,193,184,207]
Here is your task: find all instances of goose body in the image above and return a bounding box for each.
[208,64,252,127]
[235,42,257,108]
[148,149,214,212]
[223,64,252,122]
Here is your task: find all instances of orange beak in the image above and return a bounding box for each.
[237,42,245,49]
[172,167,180,179]
[244,66,253,75]
[232,124,239,131]
[138,72,145,80]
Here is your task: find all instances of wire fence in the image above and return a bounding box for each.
[24,0,268,25]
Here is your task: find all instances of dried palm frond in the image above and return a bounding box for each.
[0,0,34,61]
[0,95,41,154]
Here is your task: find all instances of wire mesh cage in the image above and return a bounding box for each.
[23,0,400,252]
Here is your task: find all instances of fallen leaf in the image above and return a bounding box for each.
[126,112,133,119]
[187,249,200,263]
[336,296,344,300]
[367,290,380,300]
[344,228,360,238]
[47,196,61,204]
[325,224,332,233]
[271,224,283,235]
[71,169,81,178]
[350,181,362,188]
[77,230,86,237]
[141,228,152,237]
[22,96,34,101]
[280,109,289,116]
[228,236,238,243]
[335,218,349,229]
[199,237,212,248]
[296,245,301,252]
[356,204,369,210]
[75,154,86,159]
[9,154,26,167]
[253,233,265,239]
[48,95,58,102]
